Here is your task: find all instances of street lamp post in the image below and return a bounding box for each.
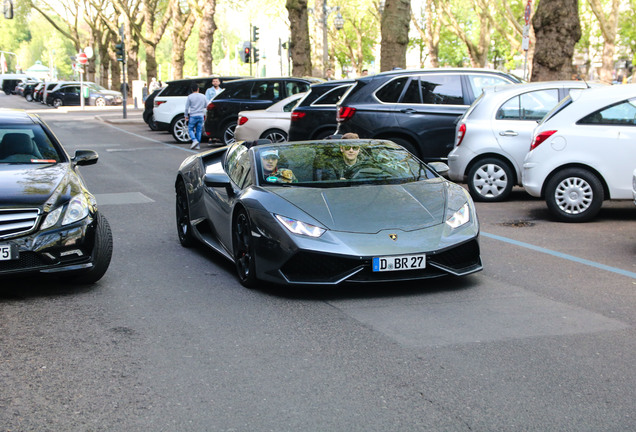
[321,0,344,78]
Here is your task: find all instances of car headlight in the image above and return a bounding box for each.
[41,194,90,229]
[275,214,325,237]
[446,203,470,229]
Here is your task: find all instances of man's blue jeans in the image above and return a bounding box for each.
[188,115,204,143]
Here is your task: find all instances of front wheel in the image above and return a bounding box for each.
[95,97,106,107]
[176,181,196,247]
[232,210,258,288]
[25,93,33,102]
[222,121,237,145]
[260,128,287,143]
[171,115,190,143]
[545,168,604,222]
[467,158,514,202]
[69,212,113,284]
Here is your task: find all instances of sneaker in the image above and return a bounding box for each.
[189,140,199,149]
[194,144,200,150]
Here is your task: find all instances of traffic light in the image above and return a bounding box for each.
[115,42,125,62]
[252,26,259,42]
[240,41,251,63]
[253,47,260,63]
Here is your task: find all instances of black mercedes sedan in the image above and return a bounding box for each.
[0,109,112,283]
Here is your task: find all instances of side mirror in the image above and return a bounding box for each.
[428,161,449,177]
[204,172,233,195]
[72,150,99,166]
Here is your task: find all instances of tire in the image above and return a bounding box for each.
[25,93,33,102]
[260,128,287,143]
[95,97,106,107]
[53,98,63,108]
[171,115,190,143]
[176,181,196,247]
[389,137,418,157]
[232,210,258,288]
[545,168,604,222]
[148,115,158,131]
[70,212,113,284]
[467,157,514,202]
[222,121,237,145]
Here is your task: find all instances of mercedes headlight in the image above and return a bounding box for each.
[41,194,90,229]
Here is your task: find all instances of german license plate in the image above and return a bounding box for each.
[372,254,426,272]
[0,244,18,261]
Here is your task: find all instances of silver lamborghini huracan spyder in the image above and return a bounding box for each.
[175,139,482,287]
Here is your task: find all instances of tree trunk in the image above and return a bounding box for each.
[197,0,217,76]
[380,0,410,71]
[588,0,620,83]
[311,0,324,77]
[531,0,581,81]
[286,0,312,77]
[425,0,439,68]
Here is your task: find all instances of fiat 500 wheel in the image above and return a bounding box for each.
[467,158,514,202]
[545,168,604,222]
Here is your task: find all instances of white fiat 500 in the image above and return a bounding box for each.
[523,84,636,222]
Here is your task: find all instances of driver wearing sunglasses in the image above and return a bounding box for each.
[324,133,365,180]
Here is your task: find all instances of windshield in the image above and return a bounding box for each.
[0,124,62,164]
[254,140,440,187]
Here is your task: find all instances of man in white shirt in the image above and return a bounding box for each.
[204,77,223,103]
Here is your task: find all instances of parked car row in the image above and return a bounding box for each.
[5,79,123,107]
[145,71,634,223]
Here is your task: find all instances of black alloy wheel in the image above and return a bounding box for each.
[232,210,257,288]
[176,181,196,247]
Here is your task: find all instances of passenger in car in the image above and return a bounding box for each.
[260,149,297,183]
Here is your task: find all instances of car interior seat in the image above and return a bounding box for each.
[0,133,39,160]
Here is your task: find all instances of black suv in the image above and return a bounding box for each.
[204,77,312,144]
[336,68,521,161]
[288,79,354,141]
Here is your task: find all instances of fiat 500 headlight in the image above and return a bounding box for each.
[41,194,90,229]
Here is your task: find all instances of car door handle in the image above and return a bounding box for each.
[400,108,416,114]
[499,130,518,137]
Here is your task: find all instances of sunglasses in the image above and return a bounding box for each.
[342,146,360,151]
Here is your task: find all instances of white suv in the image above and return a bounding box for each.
[523,83,636,222]
[153,76,242,143]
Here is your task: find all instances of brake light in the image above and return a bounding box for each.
[291,111,306,121]
[207,102,215,110]
[456,123,466,146]
[154,100,166,107]
[531,130,557,150]
[337,106,356,122]
[238,116,248,125]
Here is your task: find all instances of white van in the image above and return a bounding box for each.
[0,73,39,95]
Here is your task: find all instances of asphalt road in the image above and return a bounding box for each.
[1,93,635,431]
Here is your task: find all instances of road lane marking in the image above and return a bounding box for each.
[482,231,636,279]
[100,122,199,153]
[94,192,154,205]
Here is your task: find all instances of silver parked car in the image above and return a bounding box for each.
[448,81,600,201]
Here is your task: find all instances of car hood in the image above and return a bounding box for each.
[269,181,449,233]
[0,163,80,209]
